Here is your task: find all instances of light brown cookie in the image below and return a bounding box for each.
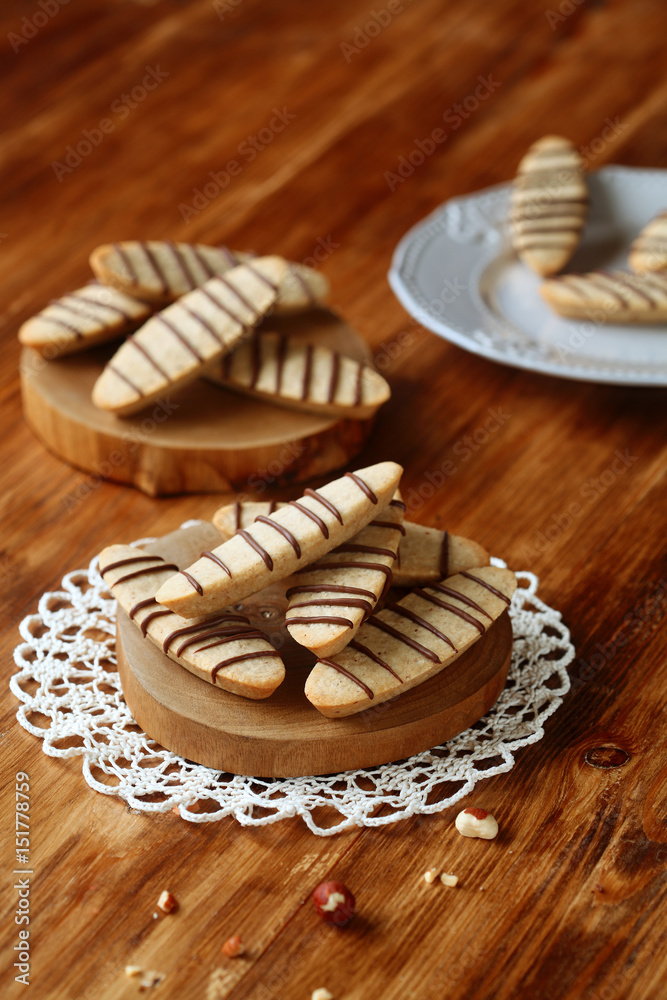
[305,566,517,717]
[629,211,667,274]
[90,241,329,313]
[206,330,391,419]
[510,136,588,277]
[540,269,667,322]
[212,500,287,538]
[18,283,153,358]
[92,256,286,416]
[393,523,489,587]
[284,495,405,658]
[156,462,404,618]
[99,544,284,699]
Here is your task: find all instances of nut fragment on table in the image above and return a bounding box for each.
[222,934,245,958]
[440,873,459,887]
[312,989,334,1000]
[157,889,178,913]
[124,965,142,978]
[455,807,499,840]
[312,880,356,926]
[423,868,438,884]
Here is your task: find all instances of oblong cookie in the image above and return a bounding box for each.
[18,283,153,358]
[285,495,405,658]
[541,269,667,322]
[393,523,489,587]
[510,135,588,277]
[92,256,286,416]
[206,330,391,419]
[305,566,517,717]
[156,461,404,618]
[99,545,285,699]
[90,241,329,313]
[629,211,667,274]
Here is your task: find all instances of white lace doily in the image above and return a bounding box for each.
[11,525,574,836]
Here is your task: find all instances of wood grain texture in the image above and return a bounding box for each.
[1,1,666,998]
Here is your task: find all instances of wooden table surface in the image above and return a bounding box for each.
[2,1,666,997]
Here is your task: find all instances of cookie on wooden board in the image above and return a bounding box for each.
[304,566,517,717]
[90,241,329,313]
[156,462,404,618]
[92,256,286,416]
[18,283,153,358]
[99,545,285,699]
[206,330,391,419]
[540,269,667,322]
[629,211,667,274]
[510,136,588,277]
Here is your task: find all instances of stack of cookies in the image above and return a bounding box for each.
[18,241,391,422]
[99,461,516,718]
[509,136,667,324]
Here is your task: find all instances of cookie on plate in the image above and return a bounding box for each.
[393,523,489,587]
[99,544,285,699]
[305,566,516,717]
[206,330,391,419]
[541,269,667,322]
[92,256,286,416]
[156,462,404,618]
[629,211,667,274]
[90,241,329,313]
[510,136,588,277]
[18,283,153,358]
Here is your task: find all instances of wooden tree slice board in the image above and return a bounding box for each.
[114,524,513,777]
[20,309,374,496]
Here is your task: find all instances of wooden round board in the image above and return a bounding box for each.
[20,309,374,496]
[114,524,513,777]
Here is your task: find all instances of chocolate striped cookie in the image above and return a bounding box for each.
[285,494,405,658]
[99,545,285,699]
[541,269,667,322]
[92,256,286,416]
[90,241,329,313]
[18,283,153,358]
[510,136,588,277]
[629,211,667,274]
[206,330,391,419]
[305,566,516,717]
[156,462,403,618]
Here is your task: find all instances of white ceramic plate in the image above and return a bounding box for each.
[388,166,667,385]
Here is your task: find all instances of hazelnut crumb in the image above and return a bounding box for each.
[222,934,245,958]
[440,873,458,888]
[124,965,142,978]
[455,808,498,840]
[157,890,178,913]
[423,868,438,884]
[312,989,334,1000]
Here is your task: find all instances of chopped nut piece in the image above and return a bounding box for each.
[312,989,334,1000]
[312,881,355,926]
[455,807,499,840]
[157,890,178,913]
[423,869,438,884]
[440,873,459,887]
[222,934,245,958]
[124,965,142,978]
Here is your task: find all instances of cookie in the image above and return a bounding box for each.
[206,330,391,419]
[510,136,588,277]
[18,283,153,358]
[540,269,667,322]
[212,500,287,538]
[629,211,667,274]
[92,256,286,416]
[156,461,404,618]
[285,495,405,658]
[393,523,489,587]
[99,544,284,699]
[305,566,517,717]
[90,241,329,313]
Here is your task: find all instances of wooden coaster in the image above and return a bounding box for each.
[114,524,513,777]
[20,309,374,497]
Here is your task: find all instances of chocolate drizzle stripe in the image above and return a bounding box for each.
[199,285,246,330]
[155,314,204,362]
[162,614,250,653]
[601,273,655,308]
[183,305,224,345]
[218,246,240,267]
[268,500,278,514]
[275,334,288,393]
[165,240,197,290]
[415,589,485,634]
[428,584,492,620]
[44,315,84,338]
[344,472,378,503]
[176,626,260,656]
[336,544,397,558]
[390,498,407,510]
[288,264,315,304]
[288,615,354,627]
[370,520,406,535]
[385,602,457,652]
[289,598,372,613]
[101,554,165,574]
[353,364,363,407]
[328,353,341,404]
[73,292,139,320]
[237,529,274,570]
[54,297,116,324]
[140,609,172,635]
[140,242,169,295]
[201,551,232,577]
[113,564,178,586]
[366,618,441,663]
[109,364,143,396]
[319,658,373,699]
[130,336,170,380]
[302,344,314,400]
[129,597,160,619]
[349,639,402,681]
[460,571,511,604]
[286,583,376,600]
[245,260,279,292]
[255,515,301,557]
[234,500,242,530]
[211,650,282,683]
[287,500,329,538]
[191,246,216,279]
[440,531,450,579]
[180,570,203,595]
[249,333,262,388]
[216,273,258,320]
[113,243,138,284]
[303,488,343,524]
[195,631,267,653]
